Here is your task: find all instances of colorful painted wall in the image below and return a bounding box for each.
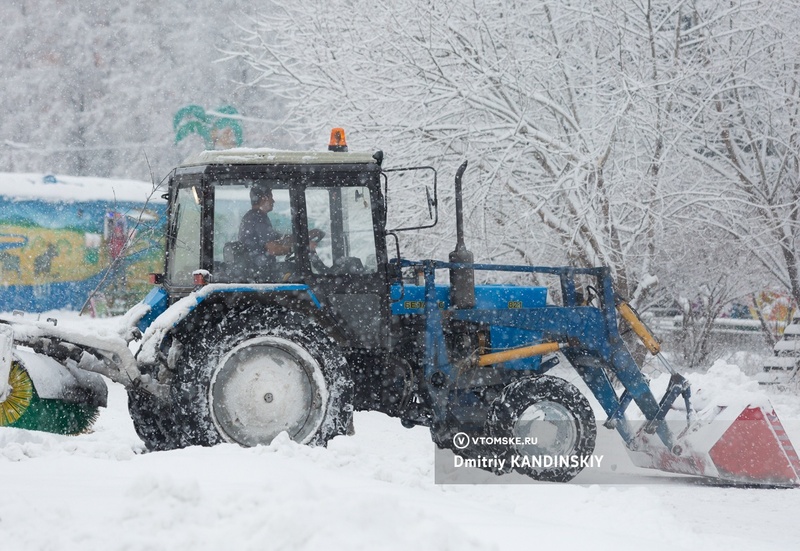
[0,173,166,313]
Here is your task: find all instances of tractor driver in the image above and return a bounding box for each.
[238,185,324,265]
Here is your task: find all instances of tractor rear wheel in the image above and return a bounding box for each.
[487,375,596,482]
[175,306,352,448]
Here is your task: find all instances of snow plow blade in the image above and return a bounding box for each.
[627,397,800,486]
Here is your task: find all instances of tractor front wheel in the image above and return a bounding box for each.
[487,376,596,482]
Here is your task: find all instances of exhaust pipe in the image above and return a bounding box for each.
[449,160,475,309]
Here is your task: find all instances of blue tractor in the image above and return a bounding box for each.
[3,130,798,484]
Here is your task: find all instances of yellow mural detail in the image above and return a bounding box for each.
[0,225,114,286]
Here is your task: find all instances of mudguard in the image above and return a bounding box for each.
[136,283,324,365]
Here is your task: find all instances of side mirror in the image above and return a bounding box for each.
[382,165,438,232]
[425,186,436,220]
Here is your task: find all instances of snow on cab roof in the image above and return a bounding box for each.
[0,172,164,203]
[180,147,379,167]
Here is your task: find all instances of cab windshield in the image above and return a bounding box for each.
[209,175,377,283]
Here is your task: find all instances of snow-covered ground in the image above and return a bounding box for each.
[2,312,800,550]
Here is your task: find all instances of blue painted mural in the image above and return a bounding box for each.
[0,174,166,313]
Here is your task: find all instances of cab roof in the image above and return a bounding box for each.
[180,148,379,168]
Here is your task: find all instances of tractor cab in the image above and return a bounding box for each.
[163,145,391,349]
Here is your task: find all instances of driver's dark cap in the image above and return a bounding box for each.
[250,185,273,205]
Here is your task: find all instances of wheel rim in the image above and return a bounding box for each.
[512,401,578,457]
[209,336,327,446]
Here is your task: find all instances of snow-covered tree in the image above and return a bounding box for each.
[227,0,710,306]
[0,0,284,180]
[680,0,800,310]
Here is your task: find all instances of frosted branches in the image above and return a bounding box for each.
[227,0,800,312]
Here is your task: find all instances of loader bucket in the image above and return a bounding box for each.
[627,396,800,486]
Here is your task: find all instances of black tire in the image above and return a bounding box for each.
[487,375,596,483]
[127,387,183,451]
[173,305,353,448]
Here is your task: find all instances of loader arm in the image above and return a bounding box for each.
[416,260,680,451]
[0,318,163,398]
[411,260,800,485]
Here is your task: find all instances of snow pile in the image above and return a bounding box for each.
[686,359,767,412]
[0,400,140,462]
[638,359,777,421]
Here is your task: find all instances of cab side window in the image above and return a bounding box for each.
[305,187,376,275]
